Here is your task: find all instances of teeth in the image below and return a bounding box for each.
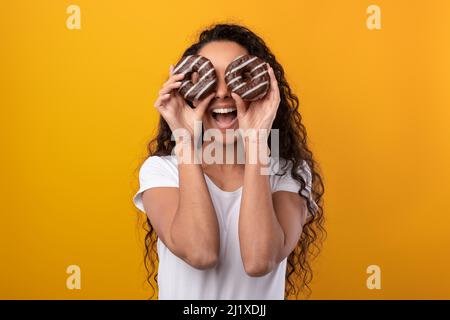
[212,107,237,114]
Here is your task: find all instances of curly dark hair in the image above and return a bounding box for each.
[136,22,325,299]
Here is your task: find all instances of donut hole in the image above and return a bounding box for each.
[242,71,252,82]
[191,71,200,84]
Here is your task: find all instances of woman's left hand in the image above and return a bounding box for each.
[231,63,280,134]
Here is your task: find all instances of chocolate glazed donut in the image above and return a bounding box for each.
[171,55,218,102]
[225,54,270,101]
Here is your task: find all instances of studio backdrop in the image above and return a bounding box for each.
[1,0,449,299]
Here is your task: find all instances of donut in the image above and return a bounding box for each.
[224,54,270,101]
[171,55,218,101]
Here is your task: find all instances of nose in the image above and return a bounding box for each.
[214,71,231,100]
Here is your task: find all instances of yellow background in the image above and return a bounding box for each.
[1,0,449,299]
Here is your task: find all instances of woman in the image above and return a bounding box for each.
[133,23,325,300]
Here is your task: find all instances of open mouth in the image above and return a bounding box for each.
[211,107,238,129]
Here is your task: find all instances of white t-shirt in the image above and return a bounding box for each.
[133,155,315,300]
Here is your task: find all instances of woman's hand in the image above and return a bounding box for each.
[153,65,215,138]
[231,63,280,135]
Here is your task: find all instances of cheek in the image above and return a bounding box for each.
[201,112,213,127]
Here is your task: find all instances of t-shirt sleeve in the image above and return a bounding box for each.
[132,156,179,213]
[272,159,318,217]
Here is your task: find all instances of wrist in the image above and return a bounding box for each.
[244,137,270,166]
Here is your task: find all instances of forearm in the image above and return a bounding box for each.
[239,138,285,274]
[170,139,220,264]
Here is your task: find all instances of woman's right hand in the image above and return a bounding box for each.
[153,65,215,138]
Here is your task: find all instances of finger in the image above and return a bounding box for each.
[231,92,246,117]
[165,73,185,87]
[169,64,173,75]
[259,64,274,102]
[159,81,183,95]
[267,65,280,105]
[159,81,182,95]
[268,65,279,98]
[163,72,185,87]
[154,93,171,109]
[194,92,215,115]
[175,92,186,106]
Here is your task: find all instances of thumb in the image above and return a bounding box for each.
[194,92,215,115]
[231,92,246,117]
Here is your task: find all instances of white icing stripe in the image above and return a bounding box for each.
[226,56,258,76]
[251,70,268,81]
[184,81,198,99]
[230,54,245,64]
[225,54,250,76]
[179,81,189,90]
[197,60,209,72]
[231,82,246,92]
[226,75,242,86]
[197,67,214,84]
[249,62,266,73]
[252,91,267,100]
[241,81,269,98]
[184,67,215,98]
[186,56,203,73]
[184,87,194,99]
[172,55,192,74]
[194,78,216,100]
